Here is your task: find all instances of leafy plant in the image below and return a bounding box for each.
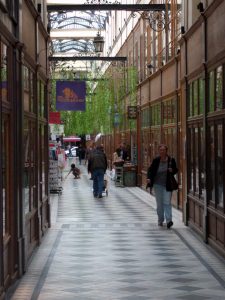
[50,66,137,135]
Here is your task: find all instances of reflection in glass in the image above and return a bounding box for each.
[195,127,199,193]
[1,42,8,102]
[2,118,7,236]
[193,80,198,116]
[217,124,223,208]
[199,78,204,115]
[200,127,205,195]
[189,128,194,192]
[215,66,223,111]
[209,71,214,112]
[24,119,30,214]
[209,126,215,203]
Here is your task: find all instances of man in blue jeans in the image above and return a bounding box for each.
[88,145,107,198]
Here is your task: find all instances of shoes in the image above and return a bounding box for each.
[98,195,103,198]
[93,193,98,198]
[167,221,173,229]
[158,222,163,227]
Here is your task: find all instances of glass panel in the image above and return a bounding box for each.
[30,124,36,209]
[163,101,167,124]
[42,126,47,198]
[217,124,223,208]
[189,83,192,117]
[209,71,214,112]
[2,117,8,236]
[30,72,34,113]
[199,127,205,196]
[215,66,223,111]
[24,119,30,214]
[39,81,45,117]
[208,126,215,203]
[24,66,30,111]
[193,80,198,116]
[1,43,8,102]
[199,78,204,115]
[194,127,199,194]
[189,127,194,192]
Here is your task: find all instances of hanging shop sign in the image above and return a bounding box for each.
[49,112,61,124]
[127,106,137,119]
[56,80,86,111]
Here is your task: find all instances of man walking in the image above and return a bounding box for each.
[88,145,107,198]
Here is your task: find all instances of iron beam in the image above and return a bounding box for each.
[49,56,127,61]
[47,4,166,12]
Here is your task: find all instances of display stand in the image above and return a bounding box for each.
[49,160,62,194]
[115,166,124,187]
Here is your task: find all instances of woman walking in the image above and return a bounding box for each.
[147,144,178,229]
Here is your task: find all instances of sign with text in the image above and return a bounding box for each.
[127,106,137,119]
[56,80,86,111]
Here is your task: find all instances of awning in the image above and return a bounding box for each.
[63,136,81,142]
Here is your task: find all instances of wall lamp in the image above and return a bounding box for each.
[197,2,204,13]
[147,63,154,69]
[93,32,104,53]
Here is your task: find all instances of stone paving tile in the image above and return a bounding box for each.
[8,161,225,300]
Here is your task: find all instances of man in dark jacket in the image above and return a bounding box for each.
[88,145,107,198]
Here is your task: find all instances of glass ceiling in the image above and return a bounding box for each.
[49,10,107,54]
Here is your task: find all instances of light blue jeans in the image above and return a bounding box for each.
[153,184,172,224]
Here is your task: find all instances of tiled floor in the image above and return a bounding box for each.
[8,159,225,299]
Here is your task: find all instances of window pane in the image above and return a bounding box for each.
[209,71,214,112]
[217,124,223,208]
[2,117,9,236]
[193,80,198,116]
[1,43,8,102]
[199,127,205,195]
[195,127,199,193]
[189,83,193,117]
[199,78,204,114]
[188,127,194,192]
[24,119,30,214]
[208,126,215,203]
[215,66,223,111]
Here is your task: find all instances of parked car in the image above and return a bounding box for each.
[65,146,78,157]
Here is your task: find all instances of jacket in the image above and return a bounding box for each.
[88,149,108,173]
[147,156,178,191]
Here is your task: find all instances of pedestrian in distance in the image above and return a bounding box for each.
[88,145,107,198]
[147,144,178,229]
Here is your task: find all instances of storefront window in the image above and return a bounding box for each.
[199,78,204,115]
[39,80,45,117]
[208,126,215,203]
[141,107,150,128]
[193,80,198,116]
[163,99,176,124]
[24,119,30,214]
[215,66,223,111]
[209,71,215,112]
[24,66,35,113]
[151,103,161,126]
[2,117,9,236]
[187,124,204,198]
[189,83,193,116]
[217,124,223,208]
[1,42,8,102]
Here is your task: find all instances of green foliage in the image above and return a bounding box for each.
[50,66,137,135]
